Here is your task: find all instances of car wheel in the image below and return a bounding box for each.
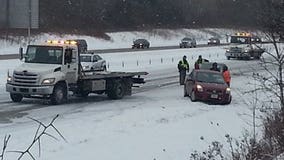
[224,96,232,105]
[103,65,107,71]
[227,56,230,60]
[184,85,189,97]
[190,91,197,102]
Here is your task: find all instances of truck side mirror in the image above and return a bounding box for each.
[19,47,23,60]
[64,49,73,64]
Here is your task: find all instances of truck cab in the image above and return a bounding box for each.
[7,40,81,104]
[225,32,265,60]
[6,40,147,105]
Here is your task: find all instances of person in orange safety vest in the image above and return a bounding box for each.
[222,65,231,87]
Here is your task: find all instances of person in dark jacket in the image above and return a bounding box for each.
[210,62,220,72]
[195,55,209,69]
[178,55,189,85]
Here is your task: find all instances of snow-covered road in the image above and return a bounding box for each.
[0,46,265,160]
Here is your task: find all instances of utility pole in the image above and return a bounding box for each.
[28,0,32,45]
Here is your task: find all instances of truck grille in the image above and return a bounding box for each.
[229,47,242,52]
[13,71,39,85]
[206,89,223,94]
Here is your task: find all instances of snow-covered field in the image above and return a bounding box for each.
[0,28,239,54]
[0,43,269,160]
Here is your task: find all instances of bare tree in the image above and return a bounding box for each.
[0,114,66,160]
[253,0,284,110]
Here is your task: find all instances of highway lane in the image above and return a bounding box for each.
[0,43,229,60]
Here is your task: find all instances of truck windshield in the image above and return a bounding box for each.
[80,55,92,62]
[25,46,63,64]
[230,36,251,44]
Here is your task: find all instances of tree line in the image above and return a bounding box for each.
[39,0,268,31]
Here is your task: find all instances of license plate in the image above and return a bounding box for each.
[20,88,29,93]
[211,94,218,99]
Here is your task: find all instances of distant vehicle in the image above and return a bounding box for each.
[251,36,262,43]
[207,37,220,45]
[132,39,150,49]
[227,32,265,60]
[225,44,265,60]
[67,39,87,53]
[179,37,197,48]
[80,52,107,71]
[184,69,231,104]
[199,62,228,72]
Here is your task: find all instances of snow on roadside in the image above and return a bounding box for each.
[0,28,236,54]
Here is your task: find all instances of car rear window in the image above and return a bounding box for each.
[80,55,92,62]
[196,72,225,84]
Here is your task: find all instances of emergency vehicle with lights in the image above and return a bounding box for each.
[225,32,265,60]
[6,40,147,105]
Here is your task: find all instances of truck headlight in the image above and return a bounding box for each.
[42,78,55,85]
[83,66,89,70]
[196,85,203,92]
[226,87,231,94]
[7,76,12,82]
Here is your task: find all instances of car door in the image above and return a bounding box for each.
[62,48,78,84]
[185,71,195,94]
[92,55,101,70]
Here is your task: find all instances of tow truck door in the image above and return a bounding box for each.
[62,48,78,84]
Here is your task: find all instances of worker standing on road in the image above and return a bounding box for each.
[195,55,209,69]
[222,65,231,87]
[178,55,189,85]
[210,62,220,72]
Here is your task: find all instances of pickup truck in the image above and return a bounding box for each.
[6,40,147,105]
[225,44,265,60]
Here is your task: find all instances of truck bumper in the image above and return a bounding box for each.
[225,52,249,58]
[6,84,54,95]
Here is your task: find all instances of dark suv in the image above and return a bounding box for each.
[179,37,197,48]
[132,39,150,49]
[67,39,88,54]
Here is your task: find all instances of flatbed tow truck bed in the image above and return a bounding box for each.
[80,71,148,80]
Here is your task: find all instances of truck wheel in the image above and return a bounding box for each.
[107,81,125,99]
[10,93,23,102]
[190,91,196,102]
[254,56,260,59]
[51,84,67,105]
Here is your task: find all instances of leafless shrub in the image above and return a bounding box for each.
[0,114,66,160]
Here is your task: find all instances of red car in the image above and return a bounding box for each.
[184,69,231,104]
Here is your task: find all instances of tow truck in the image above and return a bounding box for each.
[225,32,265,60]
[6,40,147,105]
